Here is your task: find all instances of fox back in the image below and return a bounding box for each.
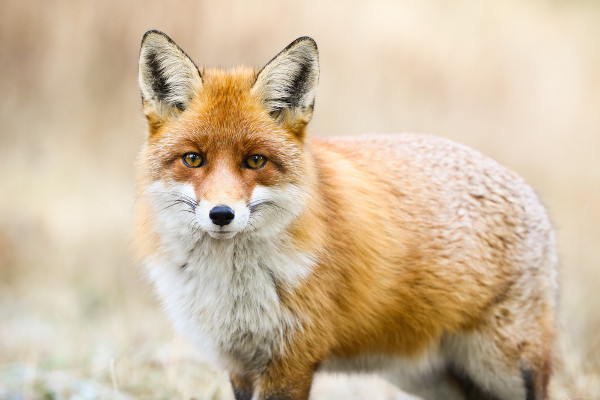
[136,31,558,400]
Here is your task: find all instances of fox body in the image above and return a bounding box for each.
[136,31,558,400]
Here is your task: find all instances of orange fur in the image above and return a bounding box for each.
[137,31,558,400]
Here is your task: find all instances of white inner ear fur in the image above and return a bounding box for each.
[138,32,202,113]
[251,39,319,114]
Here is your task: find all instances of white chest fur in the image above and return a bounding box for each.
[145,232,313,373]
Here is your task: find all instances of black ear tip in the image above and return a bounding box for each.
[141,30,172,46]
[292,36,318,50]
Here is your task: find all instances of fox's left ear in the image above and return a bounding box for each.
[252,37,319,138]
[138,30,202,131]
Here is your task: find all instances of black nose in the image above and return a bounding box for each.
[209,205,235,226]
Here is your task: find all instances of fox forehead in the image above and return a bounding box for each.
[150,69,252,134]
[198,67,258,101]
[148,67,301,152]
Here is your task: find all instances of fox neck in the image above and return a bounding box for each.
[148,220,317,373]
[144,148,326,371]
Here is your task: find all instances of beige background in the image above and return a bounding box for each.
[0,0,598,398]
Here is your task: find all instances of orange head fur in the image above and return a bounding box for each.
[138,31,320,240]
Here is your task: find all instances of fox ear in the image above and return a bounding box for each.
[138,30,202,128]
[252,37,319,137]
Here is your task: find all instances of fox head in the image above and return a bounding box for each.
[137,31,319,241]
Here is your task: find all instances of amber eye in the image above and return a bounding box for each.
[182,152,205,168]
[244,154,267,169]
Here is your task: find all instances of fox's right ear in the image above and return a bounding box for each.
[252,37,319,139]
[138,30,202,130]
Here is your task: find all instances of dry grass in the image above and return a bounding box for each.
[0,0,599,398]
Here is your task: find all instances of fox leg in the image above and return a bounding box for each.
[446,365,502,400]
[230,374,255,400]
[386,370,465,400]
[252,360,315,400]
[444,307,554,400]
[382,354,501,400]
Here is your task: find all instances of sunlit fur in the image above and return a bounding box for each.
[136,31,558,400]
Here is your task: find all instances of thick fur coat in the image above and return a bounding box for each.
[136,31,558,400]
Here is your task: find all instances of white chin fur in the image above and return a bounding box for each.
[206,230,238,240]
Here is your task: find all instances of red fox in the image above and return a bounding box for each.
[136,30,558,400]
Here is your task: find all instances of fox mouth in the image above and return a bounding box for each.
[207,229,238,240]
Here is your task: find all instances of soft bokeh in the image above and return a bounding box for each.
[1,0,598,398]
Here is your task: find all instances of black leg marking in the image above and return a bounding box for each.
[232,386,253,400]
[231,375,254,400]
[521,367,536,400]
[264,394,293,400]
[447,365,500,400]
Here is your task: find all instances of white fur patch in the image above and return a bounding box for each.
[143,180,315,373]
[244,184,306,236]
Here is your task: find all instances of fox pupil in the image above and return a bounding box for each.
[183,153,203,168]
[246,154,266,169]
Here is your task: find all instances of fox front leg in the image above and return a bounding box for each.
[230,372,313,400]
[230,376,313,400]
[230,374,255,400]
[238,361,315,400]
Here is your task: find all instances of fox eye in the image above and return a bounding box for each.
[244,154,267,169]
[182,152,205,168]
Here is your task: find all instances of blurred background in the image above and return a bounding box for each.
[0,0,598,398]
